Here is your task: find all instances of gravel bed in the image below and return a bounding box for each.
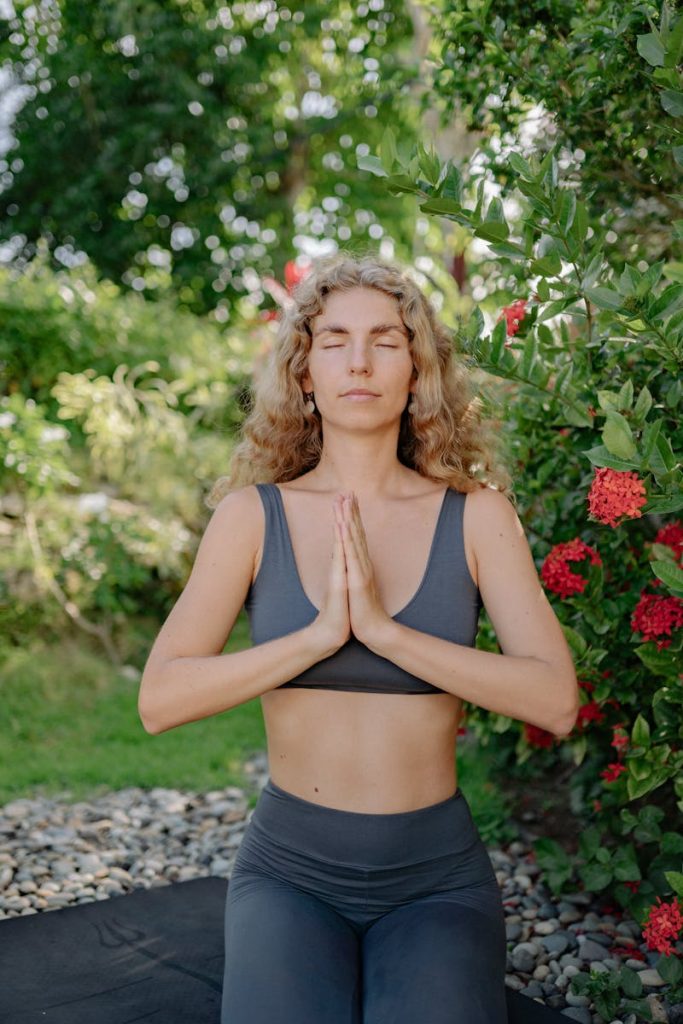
[1,752,681,1024]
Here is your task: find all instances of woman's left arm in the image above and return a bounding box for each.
[343,488,580,738]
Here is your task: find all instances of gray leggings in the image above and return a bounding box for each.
[221,777,508,1023]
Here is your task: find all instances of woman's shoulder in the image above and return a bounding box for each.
[210,483,266,523]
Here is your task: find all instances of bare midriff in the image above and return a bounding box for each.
[252,476,475,814]
[260,687,464,813]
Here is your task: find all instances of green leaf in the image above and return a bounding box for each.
[602,410,637,459]
[441,163,463,202]
[632,713,651,748]
[657,953,683,985]
[536,297,579,323]
[637,31,666,66]
[597,390,620,412]
[651,432,677,474]
[530,252,562,277]
[474,221,509,243]
[379,127,399,172]
[579,825,602,860]
[585,287,625,310]
[619,965,643,998]
[617,378,634,410]
[642,419,663,459]
[488,241,527,259]
[533,837,572,869]
[664,870,683,898]
[357,154,387,177]
[417,141,441,185]
[520,333,539,377]
[646,492,683,514]
[613,843,641,881]
[662,832,683,855]
[634,643,679,676]
[419,197,466,216]
[583,444,640,471]
[581,251,605,290]
[562,624,587,659]
[516,178,553,214]
[627,773,658,801]
[558,190,577,234]
[490,318,508,362]
[385,174,428,197]
[633,386,653,422]
[572,199,588,242]
[508,151,535,180]
[661,89,683,116]
[552,363,574,396]
[580,862,612,891]
[651,559,683,594]
[649,283,683,320]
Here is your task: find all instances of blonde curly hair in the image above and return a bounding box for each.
[206,252,514,508]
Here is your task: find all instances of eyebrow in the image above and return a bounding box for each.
[314,321,408,338]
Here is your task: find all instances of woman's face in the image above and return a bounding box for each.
[302,286,416,430]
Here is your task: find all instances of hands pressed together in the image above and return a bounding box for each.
[315,492,393,652]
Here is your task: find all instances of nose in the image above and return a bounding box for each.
[348,339,372,374]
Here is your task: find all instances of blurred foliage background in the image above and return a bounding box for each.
[0,0,681,881]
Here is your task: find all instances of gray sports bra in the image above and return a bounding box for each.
[244,483,483,695]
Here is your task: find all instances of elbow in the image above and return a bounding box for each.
[138,669,165,735]
[138,699,163,735]
[552,695,581,739]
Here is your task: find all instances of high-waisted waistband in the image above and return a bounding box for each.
[251,777,477,869]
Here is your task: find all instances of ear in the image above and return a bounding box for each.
[301,369,313,391]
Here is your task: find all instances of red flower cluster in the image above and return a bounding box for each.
[631,589,683,650]
[654,519,683,564]
[541,538,602,598]
[587,467,648,528]
[524,723,555,748]
[611,723,630,754]
[498,298,528,338]
[642,896,683,956]
[576,700,606,731]
[600,761,627,783]
[260,258,312,320]
[284,259,310,292]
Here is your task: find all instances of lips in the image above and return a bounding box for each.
[342,389,379,396]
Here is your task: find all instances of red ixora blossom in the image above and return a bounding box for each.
[624,880,641,894]
[611,723,630,756]
[260,259,313,320]
[600,761,627,783]
[541,538,602,598]
[653,519,683,564]
[631,589,683,651]
[524,723,555,748]
[587,467,648,528]
[498,298,528,339]
[575,700,606,731]
[642,896,683,957]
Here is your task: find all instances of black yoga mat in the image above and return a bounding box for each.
[0,876,565,1023]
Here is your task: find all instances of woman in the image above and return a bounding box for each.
[138,253,579,1024]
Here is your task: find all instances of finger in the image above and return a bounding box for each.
[345,500,369,565]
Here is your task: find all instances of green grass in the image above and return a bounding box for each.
[1,612,518,845]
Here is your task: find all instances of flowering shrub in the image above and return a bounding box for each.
[358,3,683,1001]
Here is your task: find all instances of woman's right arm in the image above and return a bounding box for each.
[137,486,340,735]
